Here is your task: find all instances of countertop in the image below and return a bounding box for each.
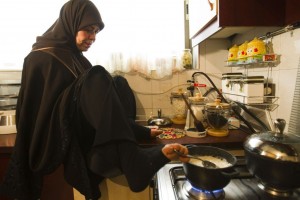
[0,123,252,153]
[137,122,251,150]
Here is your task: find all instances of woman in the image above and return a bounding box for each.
[0,0,189,199]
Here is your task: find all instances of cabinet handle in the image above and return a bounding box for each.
[207,0,214,11]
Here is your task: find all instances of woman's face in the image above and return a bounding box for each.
[76,25,100,52]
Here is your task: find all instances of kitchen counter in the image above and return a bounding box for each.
[0,124,251,152]
[137,122,251,150]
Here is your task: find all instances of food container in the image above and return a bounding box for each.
[244,119,300,194]
[237,76,265,104]
[237,41,248,64]
[221,72,243,101]
[204,99,230,137]
[170,90,188,124]
[227,44,239,65]
[181,49,192,69]
[246,37,266,63]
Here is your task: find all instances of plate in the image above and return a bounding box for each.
[157,128,186,139]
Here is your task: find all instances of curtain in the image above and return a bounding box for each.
[0,0,186,78]
[85,0,186,78]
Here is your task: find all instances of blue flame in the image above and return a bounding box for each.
[191,185,223,194]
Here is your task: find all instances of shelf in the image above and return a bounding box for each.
[225,55,279,68]
[226,95,279,111]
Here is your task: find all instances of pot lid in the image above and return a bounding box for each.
[205,99,230,109]
[244,119,300,163]
[170,88,188,98]
[188,93,206,104]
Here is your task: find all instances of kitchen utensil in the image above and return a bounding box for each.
[244,118,300,192]
[173,148,217,169]
[182,145,238,190]
[181,93,205,132]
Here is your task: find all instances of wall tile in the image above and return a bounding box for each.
[279,29,300,70]
[276,68,298,126]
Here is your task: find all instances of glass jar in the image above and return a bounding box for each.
[170,90,188,124]
[204,99,231,137]
[181,49,192,69]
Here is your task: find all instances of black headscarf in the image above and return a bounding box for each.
[31,0,105,77]
[33,0,104,51]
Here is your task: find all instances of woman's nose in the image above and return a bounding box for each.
[89,32,96,40]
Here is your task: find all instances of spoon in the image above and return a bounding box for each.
[173,149,217,169]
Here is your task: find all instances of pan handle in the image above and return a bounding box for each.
[221,169,239,178]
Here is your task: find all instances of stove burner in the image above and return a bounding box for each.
[257,181,294,198]
[182,181,225,200]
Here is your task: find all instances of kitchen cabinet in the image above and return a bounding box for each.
[188,0,217,39]
[189,0,290,47]
[0,134,74,200]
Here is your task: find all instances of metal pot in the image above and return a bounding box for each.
[183,145,238,190]
[244,118,300,191]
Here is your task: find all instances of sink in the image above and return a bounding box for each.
[147,109,172,126]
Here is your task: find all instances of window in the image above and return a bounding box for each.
[0,0,186,78]
[0,0,65,70]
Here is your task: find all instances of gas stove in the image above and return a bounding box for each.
[155,156,300,200]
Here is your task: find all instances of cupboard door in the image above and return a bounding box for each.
[189,0,217,38]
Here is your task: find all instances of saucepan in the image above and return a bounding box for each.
[183,145,238,190]
[244,119,300,191]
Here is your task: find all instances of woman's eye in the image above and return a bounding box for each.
[86,29,94,34]
[82,26,100,35]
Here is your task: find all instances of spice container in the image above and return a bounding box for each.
[237,41,248,64]
[237,76,265,104]
[181,49,192,69]
[170,90,188,124]
[221,73,243,101]
[227,44,239,65]
[246,37,266,63]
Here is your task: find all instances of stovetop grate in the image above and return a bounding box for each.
[161,157,300,200]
